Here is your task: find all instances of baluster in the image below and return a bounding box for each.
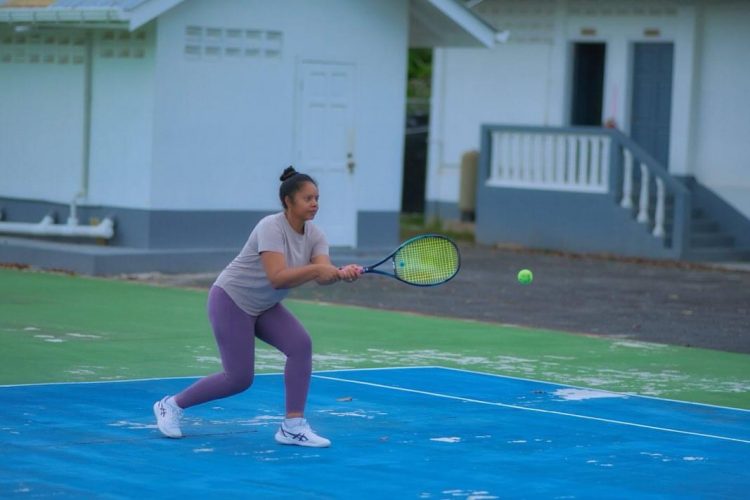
[492,132,500,180]
[517,133,525,181]
[621,149,633,208]
[542,134,550,183]
[590,136,601,187]
[527,133,535,182]
[600,137,610,190]
[653,178,666,237]
[548,134,556,184]
[577,137,587,186]
[528,134,536,182]
[497,132,507,181]
[505,132,516,181]
[540,134,548,183]
[504,133,512,181]
[566,135,575,185]
[555,134,565,184]
[637,164,650,223]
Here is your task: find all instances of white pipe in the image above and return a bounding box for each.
[0,213,115,239]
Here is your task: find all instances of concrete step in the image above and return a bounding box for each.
[690,218,720,233]
[690,232,735,248]
[683,247,750,262]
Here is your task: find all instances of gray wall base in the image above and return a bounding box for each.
[680,176,750,248]
[0,199,401,274]
[475,188,677,260]
[0,236,237,276]
[424,201,460,222]
[357,211,400,249]
[0,197,263,249]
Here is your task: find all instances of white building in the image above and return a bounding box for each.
[428,0,750,261]
[0,0,493,274]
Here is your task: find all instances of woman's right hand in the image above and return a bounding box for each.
[315,264,341,285]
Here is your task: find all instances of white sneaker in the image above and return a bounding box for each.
[274,418,331,448]
[153,396,183,438]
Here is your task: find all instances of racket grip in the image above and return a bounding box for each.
[338,265,366,274]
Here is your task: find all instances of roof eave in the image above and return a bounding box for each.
[410,0,496,48]
[128,0,184,31]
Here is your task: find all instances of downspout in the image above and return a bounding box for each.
[70,29,94,226]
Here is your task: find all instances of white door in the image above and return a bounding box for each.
[296,61,357,247]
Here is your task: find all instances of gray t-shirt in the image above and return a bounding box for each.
[214,212,329,315]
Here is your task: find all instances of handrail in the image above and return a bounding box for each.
[607,128,689,196]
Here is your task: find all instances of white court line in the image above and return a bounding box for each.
[434,366,750,413]
[0,367,415,388]
[312,373,750,445]
[317,365,750,413]
[3,365,748,414]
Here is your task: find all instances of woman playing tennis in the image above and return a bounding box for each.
[153,166,362,447]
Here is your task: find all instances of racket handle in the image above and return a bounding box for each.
[338,265,366,274]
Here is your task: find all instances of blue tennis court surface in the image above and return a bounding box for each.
[2,366,748,498]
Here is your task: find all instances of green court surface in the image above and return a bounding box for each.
[1,268,749,409]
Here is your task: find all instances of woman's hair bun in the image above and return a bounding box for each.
[280,166,297,182]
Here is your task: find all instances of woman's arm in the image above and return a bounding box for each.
[261,251,340,289]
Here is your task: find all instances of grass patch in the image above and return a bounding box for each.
[400,212,475,242]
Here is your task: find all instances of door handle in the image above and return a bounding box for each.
[347,153,355,173]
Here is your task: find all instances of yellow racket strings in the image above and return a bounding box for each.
[394,236,459,285]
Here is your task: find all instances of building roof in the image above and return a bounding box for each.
[0,0,181,30]
[0,0,495,47]
[3,1,149,8]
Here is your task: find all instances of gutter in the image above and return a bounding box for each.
[0,8,126,25]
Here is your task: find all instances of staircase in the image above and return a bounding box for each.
[683,198,750,263]
[477,124,750,262]
[641,181,750,262]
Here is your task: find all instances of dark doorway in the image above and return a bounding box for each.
[630,42,674,168]
[401,113,428,213]
[570,42,606,126]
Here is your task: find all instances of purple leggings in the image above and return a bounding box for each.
[174,286,312,415]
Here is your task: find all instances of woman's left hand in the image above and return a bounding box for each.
[338,264,363,283]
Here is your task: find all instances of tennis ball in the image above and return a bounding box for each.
[517,269,533,284]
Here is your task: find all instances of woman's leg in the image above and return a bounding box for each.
[174,286,257,409]
[255,303,312,416]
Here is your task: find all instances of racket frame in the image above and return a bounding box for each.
[361,233,461,286]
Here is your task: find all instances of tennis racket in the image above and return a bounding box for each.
[360,234,460,286]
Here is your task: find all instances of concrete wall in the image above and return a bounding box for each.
[0,28,87,204]
[691,2,750,219]
[87,26,156,209]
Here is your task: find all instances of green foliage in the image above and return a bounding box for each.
[407,48,432,100]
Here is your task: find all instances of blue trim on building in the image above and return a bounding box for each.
[0,197,262,249]
[680,176,750,249]
[0,198,400,274]
[475,187,675,258]
[357,211,400,249]
[424,200,460,222]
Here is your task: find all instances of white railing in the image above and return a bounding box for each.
[486,130,610,193]
[480,125,692,252]
[620,147,669,237]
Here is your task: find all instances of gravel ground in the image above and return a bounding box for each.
[126,244,750,354]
